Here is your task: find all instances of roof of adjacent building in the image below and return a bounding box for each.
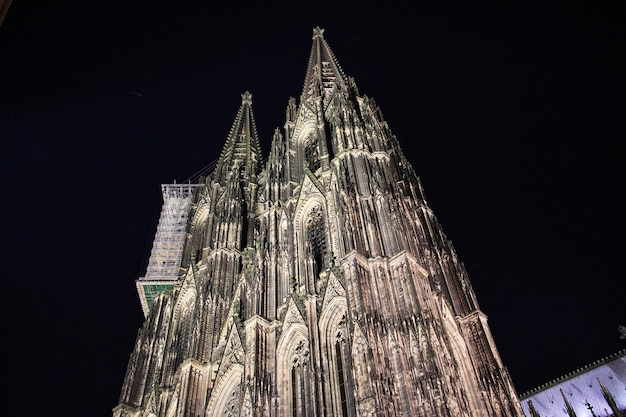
[520,349,626,416]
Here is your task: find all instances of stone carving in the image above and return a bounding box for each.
[114,28,524,417]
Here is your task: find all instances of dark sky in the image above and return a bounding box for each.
[2,1,625,416]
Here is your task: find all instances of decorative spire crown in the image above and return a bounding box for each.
[213,91,261,182]
[312,26,325,39]
[301,27,350,102]
[241,91,252,105]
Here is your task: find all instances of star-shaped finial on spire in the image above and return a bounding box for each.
[313,26,325,39]
[241,91,252,105]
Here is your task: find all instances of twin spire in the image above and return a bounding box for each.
[302,26,350,100]
[213,91,261,182]
[213,28,350,182]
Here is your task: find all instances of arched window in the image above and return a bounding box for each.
[207,368,243,417]
[329,314,354,417]
[304,136,321,172]
[289,340,311,417]
[305,206,326,278]
[291,366,298,417]
[336,340,348,417]
[221,384,241,417]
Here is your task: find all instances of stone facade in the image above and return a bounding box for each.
[113,27,524,417]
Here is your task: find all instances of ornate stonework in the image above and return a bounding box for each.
[112,28,525,417]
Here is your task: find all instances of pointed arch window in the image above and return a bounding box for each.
[304,135,321,172]
[222,385,242,417]
[336,340,348,417]
[210,374,243,417]
[305,206,326,279]
[289,340,311,417]
[332,315,354,417]
[291,366,298,417]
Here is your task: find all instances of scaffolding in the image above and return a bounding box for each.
[137,183,200,315]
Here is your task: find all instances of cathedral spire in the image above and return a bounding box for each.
[213,91,262,182]
[301,26,350,101]
[115,29,526,417]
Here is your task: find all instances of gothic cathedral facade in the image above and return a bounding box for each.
[113,28,524,417]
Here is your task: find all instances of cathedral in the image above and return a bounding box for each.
[112,27,525,417]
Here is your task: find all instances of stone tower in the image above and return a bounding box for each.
[113,27,524,417]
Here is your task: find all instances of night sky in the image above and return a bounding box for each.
[2,1,625,416]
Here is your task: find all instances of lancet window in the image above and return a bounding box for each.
[290,340,312,417]
[304,135,321,172]
[336,340,348,417]
[331,315,354,417]
[305,205,326,281]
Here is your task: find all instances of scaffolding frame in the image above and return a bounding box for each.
[137,183,200,315]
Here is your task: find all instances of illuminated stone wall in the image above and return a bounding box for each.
[113,28,525,417]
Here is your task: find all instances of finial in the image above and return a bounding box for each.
[313,26,325,39]
[241,91,252,105]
